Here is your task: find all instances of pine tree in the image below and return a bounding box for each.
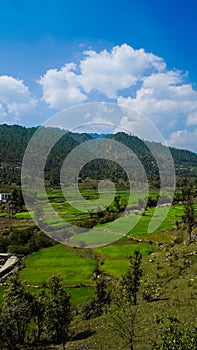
[182,186,196,239]
[107,251,143,350]
[44,274,72,350]
[0,272,33,348]
[121,250,143,305]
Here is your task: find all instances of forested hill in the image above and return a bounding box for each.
[0,123,197,185]
[0,124,37,166]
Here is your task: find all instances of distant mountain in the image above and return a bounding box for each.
[89,133,109,139]
[0,124,197,186]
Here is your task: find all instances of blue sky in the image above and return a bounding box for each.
[0,0,197,151]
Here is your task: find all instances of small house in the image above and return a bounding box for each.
[0,193,11,202]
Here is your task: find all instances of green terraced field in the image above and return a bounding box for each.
[19,244,95,286]
[17,240,155,303]
[95,242,154,258]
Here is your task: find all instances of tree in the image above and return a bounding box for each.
[95,277,111,314]
[44,274,72,350]
[121,250,143,305]
[0,272,73,349]
[0,309,16,350]
[6,186,25,218]
[32,290,46,342]
[107,285,138,350]
[106,251,143,350]
[182,186,196,239]
[0,272,33,348]
[82,276,111,319]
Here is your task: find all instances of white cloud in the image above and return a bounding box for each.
[39,44,166,107]
[0,76,37,117]
[39,44,197,132]
[78,44,166,98]
[117,70,197,131]
[186,111,197,126]
[0,104,6,119]
[39,63,87,109]
[167,129,197,151]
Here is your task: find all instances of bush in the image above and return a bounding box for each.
[152,315,197,350]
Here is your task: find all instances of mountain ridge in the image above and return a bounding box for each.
[0,124,197,186]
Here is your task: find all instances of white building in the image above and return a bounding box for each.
[0,193,11,202]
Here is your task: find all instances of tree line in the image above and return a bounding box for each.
[0,273,71,350]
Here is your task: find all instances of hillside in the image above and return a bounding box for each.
[1,124,197,186]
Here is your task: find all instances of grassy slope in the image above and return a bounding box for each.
[26,241,196,350]
[66,243,197,350]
